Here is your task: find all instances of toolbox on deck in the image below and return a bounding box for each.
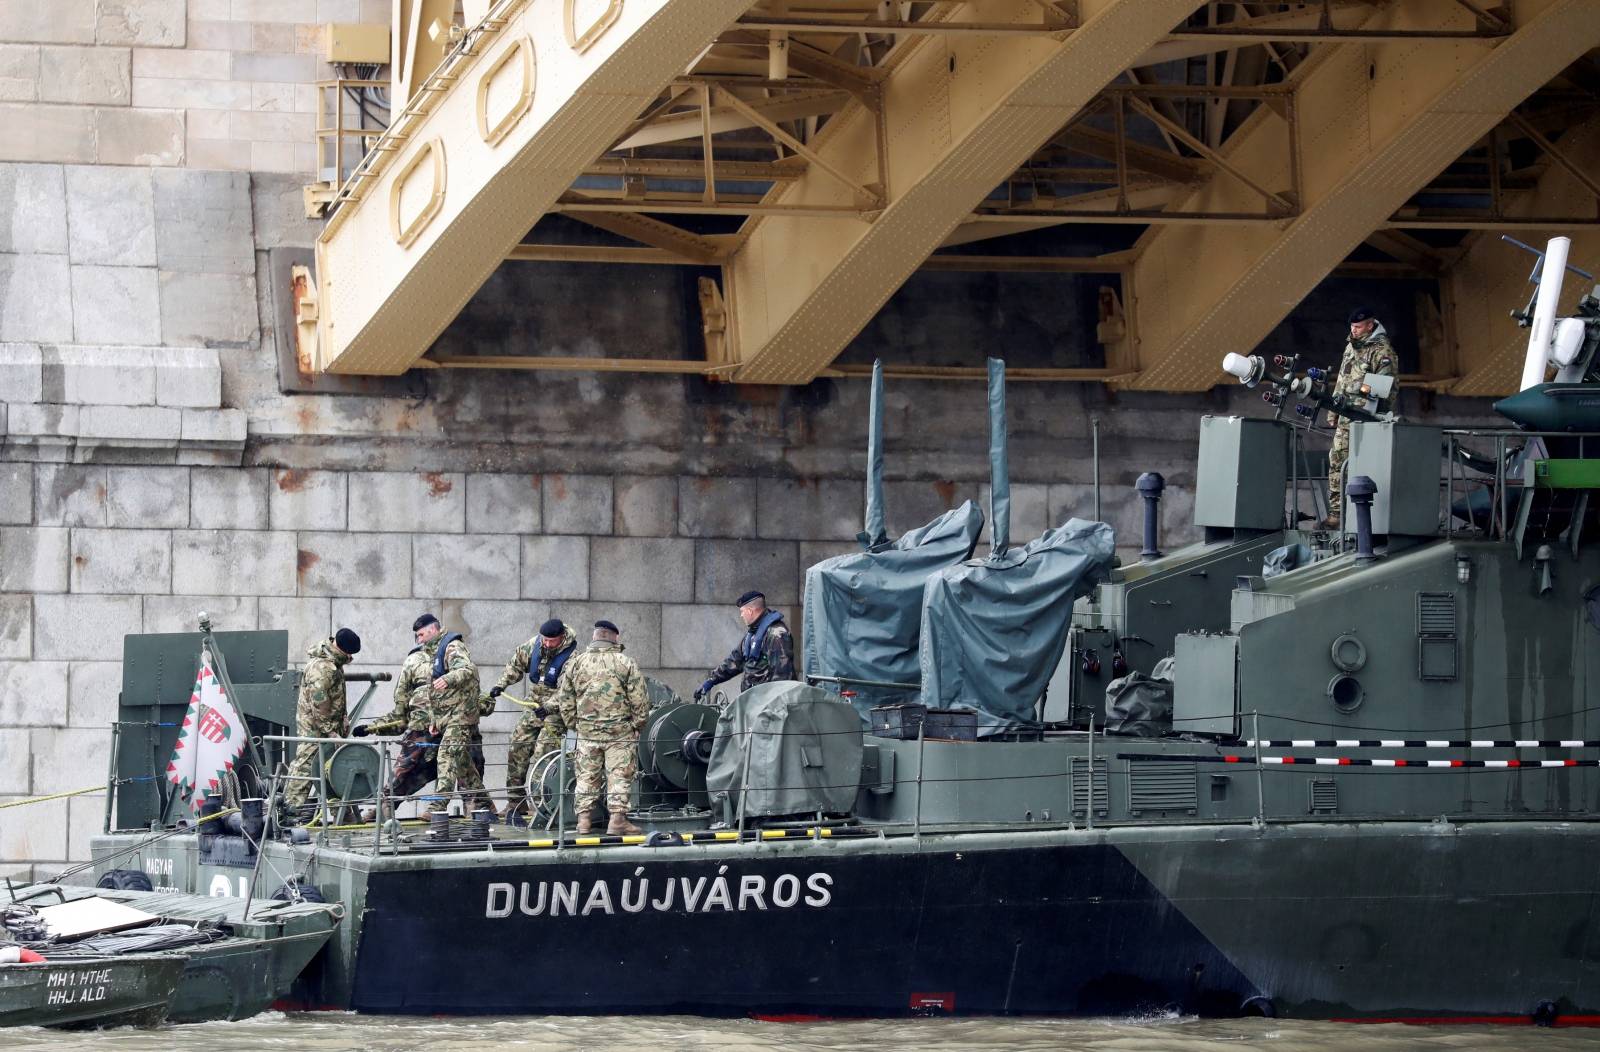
[869,704,978,741]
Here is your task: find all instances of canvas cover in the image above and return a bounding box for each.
[919,519,1115,735]
[706,681,863,818]
[802,502,984,721]
[1105,655,1176,737]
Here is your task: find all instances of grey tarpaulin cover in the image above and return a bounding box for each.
[919,519,1115,735]
[1105,655,1175,737]
[803,502,984,722]
[706,681,862,818]
[1262,543,1312,580]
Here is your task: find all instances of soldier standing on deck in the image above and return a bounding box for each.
[489,618,578,824]
[554,620,649,836]
[694,591,796,702]
[426,626,494,816]
[352,614,442,806]
[1323,307,1399,530]
[284,627,361,809]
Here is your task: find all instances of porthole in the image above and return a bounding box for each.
[1327,674,1364,713]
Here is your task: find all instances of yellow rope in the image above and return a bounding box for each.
[0,785,107,809]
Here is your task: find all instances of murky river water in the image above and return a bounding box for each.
[10,1013,1599,1051]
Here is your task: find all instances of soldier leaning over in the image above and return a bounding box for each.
[353,613,442,802]
[284,627,361,809]
[1323,307,1399,530]
[554,620,649,836]
[489,617,578,824]
[426,626,495,816]
[694,590,796,703]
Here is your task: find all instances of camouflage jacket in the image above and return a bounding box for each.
[706,615,796,693]
[427,636,480,736]
[493,627,579,707]
[367,640,437,735]
[296,638,352,737]
[554,640,648,734]
[1333,323,1399,410]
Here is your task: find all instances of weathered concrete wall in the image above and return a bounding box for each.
[0,4,1506,879]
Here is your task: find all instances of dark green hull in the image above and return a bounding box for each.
[168,929,340,1023]
[0,955,184,1029]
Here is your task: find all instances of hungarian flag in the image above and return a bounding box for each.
[165,654,248,814]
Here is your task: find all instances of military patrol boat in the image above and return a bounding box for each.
[86,238,1600,1023]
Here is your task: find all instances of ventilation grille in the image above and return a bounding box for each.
[1417,591,1459,681]
[1309,778,1338,815]
[1417,592,1457,636]
[1128,761,1197,816]
[1070,758,1108,817]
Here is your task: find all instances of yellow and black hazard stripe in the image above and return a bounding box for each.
[525,826,871,849]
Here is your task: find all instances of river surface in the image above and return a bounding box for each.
[11,1013,1600,1051]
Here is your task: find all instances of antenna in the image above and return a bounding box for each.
[987,358,1010,558]
[858,359,888,549]
[1501,235,1595,392]
[1521,236,1572,391]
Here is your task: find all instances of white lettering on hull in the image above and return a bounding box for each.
[43,968,114,1006]
[486,867,833,919]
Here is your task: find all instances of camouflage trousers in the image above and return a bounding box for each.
[388,731,487,802]
[1327,422,1351,519]
[283,720,340,806]
[432,729,492,813]
[574,729,638,816]
[388,729,440,799]
[504,710,547,815]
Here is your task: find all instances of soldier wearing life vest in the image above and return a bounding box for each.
[424,624,492,815]
[489,618,579,823]
[694,590,796,702]
[353,613,443,805]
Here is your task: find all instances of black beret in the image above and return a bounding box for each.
[540,618,565,638]
[1347,306,1375,325]
[736,590,765,607]
[335,627,362,655]
[594,619,620,634]
[412,613,439,632]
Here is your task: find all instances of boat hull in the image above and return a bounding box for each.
[0,955,184,1029]
[313,821,1600,1021]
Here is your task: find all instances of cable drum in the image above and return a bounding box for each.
[639,702,719,792]
[327,743,383,802]
[530,748,606,827]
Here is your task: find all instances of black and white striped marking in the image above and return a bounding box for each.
[1120,752,1598,768]
[1238,739,1600,750]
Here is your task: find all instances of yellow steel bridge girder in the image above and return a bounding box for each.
[1126,0,1600,393]
[722,0,1209,386]
[1450,114,1600,397]
[315,0,757,376]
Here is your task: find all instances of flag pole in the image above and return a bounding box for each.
[199,612,270,800]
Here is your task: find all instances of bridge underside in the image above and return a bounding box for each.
[315,0,1600,395]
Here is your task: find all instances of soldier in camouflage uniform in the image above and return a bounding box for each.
[353,614,442,802]
[1323,308,1400,529]
[694,591,796,703]
[426,628,494,815]
[489,618,578,822]
[283,628,361,808]
[553,620,649,835]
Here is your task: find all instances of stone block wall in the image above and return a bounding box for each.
[1,0,386,174]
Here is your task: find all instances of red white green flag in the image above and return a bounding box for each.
[164,654,247,814]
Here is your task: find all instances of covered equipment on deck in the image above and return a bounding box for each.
[706,682,863,820]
